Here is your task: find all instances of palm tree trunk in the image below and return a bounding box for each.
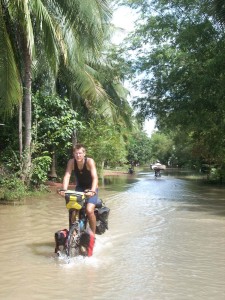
[19,102,23,159]
[21,37,32,184]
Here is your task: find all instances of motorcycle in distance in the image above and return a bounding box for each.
[55,190,110,259]
[154,168,161,178]
[151,161,166,179]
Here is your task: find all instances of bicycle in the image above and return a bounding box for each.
[55,190,109,258]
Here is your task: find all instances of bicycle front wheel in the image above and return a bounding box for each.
[66,224,80,258]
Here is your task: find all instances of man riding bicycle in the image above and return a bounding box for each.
[58,144,98,237]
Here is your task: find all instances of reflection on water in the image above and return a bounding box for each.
[0,170,225,300]
[100,174,138,192]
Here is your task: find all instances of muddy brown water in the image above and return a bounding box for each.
[0,170,225,300]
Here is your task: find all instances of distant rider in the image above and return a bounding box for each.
[154,160,162,177]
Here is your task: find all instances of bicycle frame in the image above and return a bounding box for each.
[66,194,89,257]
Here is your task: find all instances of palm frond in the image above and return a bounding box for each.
[31,0,65,73]
[12,0,35,57]
[0,5,22,117]
[55,0,112,56]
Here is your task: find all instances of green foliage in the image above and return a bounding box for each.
[0,176,28,201]
[123,0,225,173]
[0,146,51,188]
[33,91,83,152]
[0,147,22,175]
[78,116,128,173]
[0,0,112,117]
[0,4,23,118]
[30,154,52,187]
[127,132,152,165]
[0,153,51,199]
[149,132,173,164]
[1,0,148,192]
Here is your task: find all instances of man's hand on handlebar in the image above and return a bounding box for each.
[57,189,66,196]
[84,189,96,198]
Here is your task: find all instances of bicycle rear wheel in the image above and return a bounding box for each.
[66,223,80,257]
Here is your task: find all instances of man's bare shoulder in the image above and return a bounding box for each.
[86,157,95,167]
[67,158,74,169]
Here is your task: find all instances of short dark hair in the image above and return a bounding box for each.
[73,143,86,152]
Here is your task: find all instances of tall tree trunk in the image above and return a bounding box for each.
[19,102,23,159]
[48,147,57,180]
[72,129,77,146]
[21,38,32,184]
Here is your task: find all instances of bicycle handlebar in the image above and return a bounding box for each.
[58,189,96,196]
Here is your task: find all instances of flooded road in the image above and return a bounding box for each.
[0,170,225,300]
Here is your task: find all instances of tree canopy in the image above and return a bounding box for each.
[123,0,225,169]
[2,0,225,196]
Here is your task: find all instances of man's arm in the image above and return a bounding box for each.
[58,159,74,196]
[62,158,74,190]
[87,158,98,193]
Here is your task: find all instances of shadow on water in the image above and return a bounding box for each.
[27,241,55,258]
[176,204,225,217]
[99,174,138,192]
[174,185,225,217]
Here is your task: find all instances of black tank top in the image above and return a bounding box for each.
[74,158,92,190]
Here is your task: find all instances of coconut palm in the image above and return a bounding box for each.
[0,0,111,182]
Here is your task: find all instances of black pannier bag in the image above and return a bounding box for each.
[54,228,68,253]
[95,205,110,235]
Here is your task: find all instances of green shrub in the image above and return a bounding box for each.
[0,176,28,201]
[30,155,52,187]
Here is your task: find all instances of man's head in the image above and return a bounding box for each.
[73,144,86,161]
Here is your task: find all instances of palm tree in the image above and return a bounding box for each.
[0,0,111,183]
